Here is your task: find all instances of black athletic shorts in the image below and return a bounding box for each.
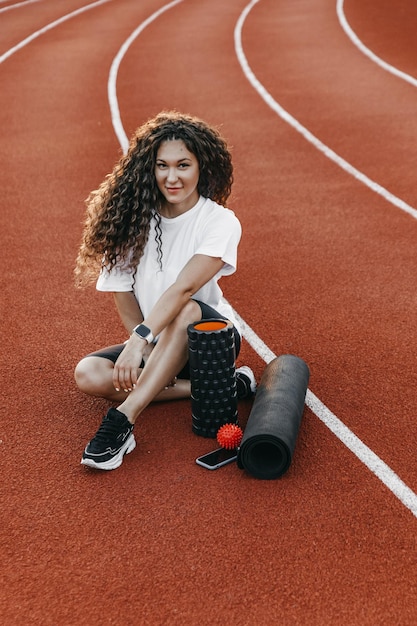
[85,299,241,380]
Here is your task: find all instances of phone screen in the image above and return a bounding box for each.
[196,448,237,470]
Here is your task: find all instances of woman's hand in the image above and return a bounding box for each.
[113,334,147,392]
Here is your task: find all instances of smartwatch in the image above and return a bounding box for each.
[132,323,154,344]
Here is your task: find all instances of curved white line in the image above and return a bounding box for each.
[306,389,417,517]
[0,0,114,64]
[0,0,43,13]
[235,0,417,221]
[337,0,417,88]
[234,0,417,518]
[108,0,184,154]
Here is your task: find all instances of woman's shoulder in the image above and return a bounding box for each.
[200,197,240,223]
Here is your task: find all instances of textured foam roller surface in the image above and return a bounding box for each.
[187,319,238,438]
[237,355,310,479]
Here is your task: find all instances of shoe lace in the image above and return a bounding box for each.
[93,415,126,444]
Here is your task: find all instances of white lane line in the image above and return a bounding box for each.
[235,0,417,221]
[233,309,417,518]
[0,0,114,64]
[337,0,417,88]
[0,0,43,13]
[108,0,184,153]
[234,0,417,518]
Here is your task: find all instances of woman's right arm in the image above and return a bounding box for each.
[113,291,143,334]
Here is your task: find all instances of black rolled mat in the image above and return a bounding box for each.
[237,355,310,479]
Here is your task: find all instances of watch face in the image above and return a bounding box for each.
[135,324,150,338]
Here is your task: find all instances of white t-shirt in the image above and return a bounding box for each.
[96,196,242,336]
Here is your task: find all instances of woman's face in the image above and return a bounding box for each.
[155,139,200,216]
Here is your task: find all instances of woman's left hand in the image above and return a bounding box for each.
[113,334,146,392]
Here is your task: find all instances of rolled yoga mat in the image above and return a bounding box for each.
[237,354,310,479]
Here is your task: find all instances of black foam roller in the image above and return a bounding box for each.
[187,319,238,438]
[237,355,310,479]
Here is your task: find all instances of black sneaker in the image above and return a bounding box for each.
[236,366,256,399]
[81,407,136,470]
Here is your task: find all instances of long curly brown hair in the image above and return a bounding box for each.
[74,111,234,287]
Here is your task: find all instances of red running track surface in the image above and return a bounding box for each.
[1,0,416,624]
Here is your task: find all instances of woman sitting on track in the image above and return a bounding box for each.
[74,111,255,471]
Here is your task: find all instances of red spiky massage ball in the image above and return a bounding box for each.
[217,423,243,450]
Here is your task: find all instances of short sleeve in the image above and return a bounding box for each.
[194,208,242,275]
[96,264,134,292]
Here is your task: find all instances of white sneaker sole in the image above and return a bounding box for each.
[81,434,136,471]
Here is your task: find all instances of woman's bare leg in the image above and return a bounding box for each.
[118,300,200,423]
[74,299,199,411]
[75,356,191,403]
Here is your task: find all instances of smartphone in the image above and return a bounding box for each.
[196,448,238,470]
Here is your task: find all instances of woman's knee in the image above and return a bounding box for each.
[174,299,202,328]
[74,356,111,394]
[156,300,201,349]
